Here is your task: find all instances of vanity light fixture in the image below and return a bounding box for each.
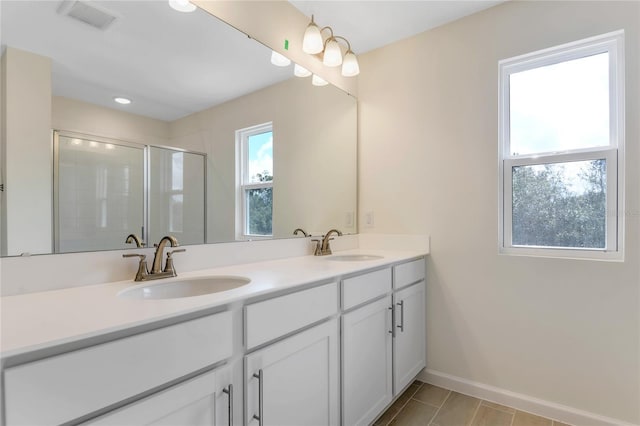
[270,50,291,67]
[114,97,131,105]
[294,64,312,77]
[168,0,196,13]
[322,36,342,67]
[341,49,360,77]
[302,15,360,77]
[302,15,324,54]
[312,74,328,87]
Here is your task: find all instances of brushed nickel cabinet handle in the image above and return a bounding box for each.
[388,305,395,336]
[252,370,263,425]
[222,384,233,426]
[397,300,405,333]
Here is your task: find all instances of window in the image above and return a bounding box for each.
[237,123,273,238]
[498,31,624,260]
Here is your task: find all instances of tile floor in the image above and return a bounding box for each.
[374,381,572,426]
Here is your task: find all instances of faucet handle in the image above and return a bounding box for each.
[123,254,149,281]
[123,253,146,260]
[164,249,185,275]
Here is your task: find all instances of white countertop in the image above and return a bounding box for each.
[0,249,425,359]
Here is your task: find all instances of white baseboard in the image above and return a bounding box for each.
[418,369,637,426]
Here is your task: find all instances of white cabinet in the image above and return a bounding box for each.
[245,319,340,426]
[341,260,426,426]
[1,255,426,426]
[84,367,234,426]
[245,282,338,350]
[4,312,233,425]
[342,268,391,310]
[342,296,394,426]
[393,281,426,393]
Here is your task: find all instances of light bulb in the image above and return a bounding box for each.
[312,74,328,86]
[168,0,196,12]
[341,50,360,77]
[302,18,324,54]
[294,64,312,77]
[323,38,342,67]
[270,50,291,67]
[114,97,131,105]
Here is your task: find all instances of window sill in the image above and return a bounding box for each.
[499,246,623,262]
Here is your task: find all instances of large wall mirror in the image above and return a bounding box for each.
[0,1,357,257]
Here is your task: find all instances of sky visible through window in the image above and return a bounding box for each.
[509,52,609,194]
[248,131,273,182]
[510,52,609,156]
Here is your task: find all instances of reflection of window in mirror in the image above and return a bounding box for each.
[237,123,273,239]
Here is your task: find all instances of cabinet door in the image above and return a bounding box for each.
[245,319,339,426]
[84,368,232,426]
[393,281,426,393]
[342,296,393,426]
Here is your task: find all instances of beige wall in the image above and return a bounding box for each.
[52,96,169,147]
[0,48,52,256]
[358,1,639,423]
[169,76,357,242]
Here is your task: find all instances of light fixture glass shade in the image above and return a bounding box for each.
[323,38,342,67]
[294,64,312,77]
[168,0,196,12]
[302,21,324,54]
[312,74,328,86]
[271,50,291,67]
[341,50,360,77]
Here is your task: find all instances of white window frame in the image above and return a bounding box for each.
[498,30,625,261]
[235,122,273,240]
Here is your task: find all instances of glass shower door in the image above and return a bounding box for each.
[148,146,205,246]
[54,134,145,253]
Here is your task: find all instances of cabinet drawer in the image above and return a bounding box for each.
[4,311,232,426]
[83,369,218,425]
[393,258,425,289]
[245,282,338,350]
[342,268,392,310]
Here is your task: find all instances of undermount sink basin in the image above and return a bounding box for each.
[118,276,251,300]
[327,254,384,262]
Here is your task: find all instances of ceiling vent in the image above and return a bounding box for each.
[57,1,117,31]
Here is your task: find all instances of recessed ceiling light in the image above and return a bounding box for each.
[168,0,196,13]
[114,97,131,105]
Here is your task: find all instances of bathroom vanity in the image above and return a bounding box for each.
[0,251,426,426]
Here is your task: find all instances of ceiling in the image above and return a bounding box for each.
[289,1,505,55]
[0,0,291,121]
[1,1,504,122]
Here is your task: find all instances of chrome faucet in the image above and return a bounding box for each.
[312,229,343,256]
[125,233,144,248]
[123,235,185,281]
